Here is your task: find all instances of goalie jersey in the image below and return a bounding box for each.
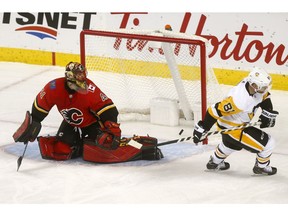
[207,78,272,130]
[32,77,116,128]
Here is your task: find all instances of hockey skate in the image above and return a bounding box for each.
[253,163,277,175]
[206,156,230,171]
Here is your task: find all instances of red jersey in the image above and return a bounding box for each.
[33,77,115,128]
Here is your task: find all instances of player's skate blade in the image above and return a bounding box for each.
[253,165,277,175]
[206,156,230,171]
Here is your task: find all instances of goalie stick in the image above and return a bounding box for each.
[17,141,28,172]
[13,111,31,172]
[13,111,41,171]
[128,121,261,149]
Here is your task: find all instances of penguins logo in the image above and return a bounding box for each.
[60,108,84,125]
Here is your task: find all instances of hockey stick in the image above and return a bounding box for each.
[202,121,261,139]
[128,121,261,149]
[159,121,261,147]
[17,141,28,172]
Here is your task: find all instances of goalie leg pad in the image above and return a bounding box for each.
[38,136,74,160]
[83,135,164,163]
[83,139,141,163]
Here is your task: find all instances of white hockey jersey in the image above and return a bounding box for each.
[207,78,270,129]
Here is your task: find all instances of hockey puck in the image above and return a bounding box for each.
[179,129,184,135]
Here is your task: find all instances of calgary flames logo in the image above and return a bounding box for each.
[60,108,83,125]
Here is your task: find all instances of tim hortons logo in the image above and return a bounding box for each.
[112,13,288,66]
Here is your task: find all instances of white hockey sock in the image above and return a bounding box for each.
[212,142,236,164]
[256,136,275,168]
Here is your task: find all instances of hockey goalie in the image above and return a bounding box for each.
[13,62,163,163]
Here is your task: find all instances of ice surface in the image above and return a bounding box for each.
[0,62,288,215]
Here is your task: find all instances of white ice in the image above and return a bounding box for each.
[0,62,288,214]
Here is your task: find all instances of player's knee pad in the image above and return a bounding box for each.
[37,136,80,160]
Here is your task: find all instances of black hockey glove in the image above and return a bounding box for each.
[193,121,208,144]
[258,110,279,128]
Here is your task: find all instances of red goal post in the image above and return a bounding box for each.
[80,29,222,124]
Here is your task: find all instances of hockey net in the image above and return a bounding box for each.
[80,29,224,124]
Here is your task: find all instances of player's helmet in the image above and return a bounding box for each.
[65,62,88,94]
[247,67,272,94]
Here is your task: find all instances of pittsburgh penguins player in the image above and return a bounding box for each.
[193,67,279,175]
[13,62,163,163]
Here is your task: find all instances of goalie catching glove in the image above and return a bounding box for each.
[12,111,42,143]
[96,121,121,150]
[258,109,279,128]
[193,121,208,144]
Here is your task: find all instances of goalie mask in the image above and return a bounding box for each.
[65,62,88,94]
[247,67,272,94]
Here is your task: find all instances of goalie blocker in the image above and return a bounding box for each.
[13,111,41,143]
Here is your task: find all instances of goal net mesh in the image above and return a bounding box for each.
[80,29,224,123]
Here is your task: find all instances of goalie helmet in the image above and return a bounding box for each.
[247,67,272,94]
[65,62,88,94]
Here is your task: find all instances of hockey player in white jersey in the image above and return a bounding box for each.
[193,67,279,175]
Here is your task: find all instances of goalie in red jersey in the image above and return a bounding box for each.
[13,62,163,163]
